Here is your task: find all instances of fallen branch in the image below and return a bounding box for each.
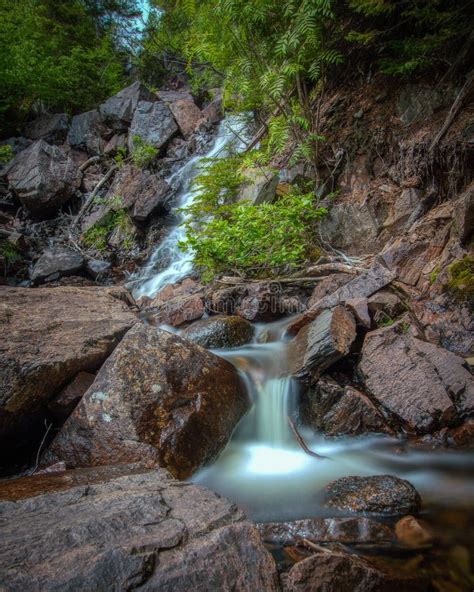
[217,275,327,285]
[304,263,365,276]
[288,417,329,460]
[299,539,332,554]
[71,164,118,231]
[30,420,53,475]
[79,155,102,172]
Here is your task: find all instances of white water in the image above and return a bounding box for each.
[132,115,252,299]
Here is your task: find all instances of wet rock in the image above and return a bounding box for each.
[181,315,254,349]
[367,289,404,320]
[239,167,279,205]
[42,324,249,479]
[166,137,189,159]
[30,248,84,284]
[202,96,224,125]
[257,517,393,546]
[85,258,111,279]
[25,113,70,144]
[346,298,371,328]
[0,467,278,592]
[67,110,108,154]
[395,516,433,548]
[206,284,247,315]
[300,377,390,436]
[0,287,137,457]
[284,550,428,592]
[100,81,156,130]
[289,306,356,381]
[323,475,421,516]
[129,100,178,151]
[48,371,95,420]
[413,420,474,450]
[453,181,474,245]
[146,291,205,327]
[4,140,81,217]
[169,98,204,137]
[359,322,474,434]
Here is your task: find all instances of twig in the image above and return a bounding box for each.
[288,417,329,460]
[29,420,53,475]
[299,539,333,554]
[79,155,102,172]
[304,263,364,276]
[71,164,118,231]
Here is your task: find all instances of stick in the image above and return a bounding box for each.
[288,417,330,460]
[71,164,118,230]
[300,539,332,554]
[304,263,364,276]
[79,155,102,172]
[30,421,53,475]
[217,276,327,285]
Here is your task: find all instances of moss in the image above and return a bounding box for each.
[445,256,474,298]
[430,265,440,284]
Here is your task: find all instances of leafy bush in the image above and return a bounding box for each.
[0,144,13,164]
[131,136,158,168]
[82,203,135,252]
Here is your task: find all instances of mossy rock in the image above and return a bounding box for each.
[445,256,474,299]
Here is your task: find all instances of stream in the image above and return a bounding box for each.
[133,116,474,527]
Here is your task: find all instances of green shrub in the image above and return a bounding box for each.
[82,207,134,252]
[0,239,21,271]
[131,136,158,168]
[0,144,13,164]
[445,256,474,299]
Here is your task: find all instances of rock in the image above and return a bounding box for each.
[367,289,404,320]
[103,132,127,155]
[158,89,194,103]
[142,278,205,328]
[0,287,137,457]
[202,96,224,125]
[169,98,204,137]
[166,137,189,159]
[42,324,249,479]
[100,81,156,130]
[181,315,254,349]
[346,298,371,328]
[300,377,390,436]
[289,306,356,381]
[30,248,84,284]
[323,475,421,516]
[85,258,111,279]
[257,517,393,546]
[239,167,279,205]
[397,84,456,126]
[453,181,474,245]
[4,140,81,217]
[284,550,428,592]
[0,467,278,591]
[0,136,32,157]
[67,110,108,154]
[236,282,283,322]
[129,100,178,151]
[48,371,95,420]
[25,113,70,144]
[206,285,247,315]
[308,273,353,307]
[395,516,433,548]
[359,322,474,434]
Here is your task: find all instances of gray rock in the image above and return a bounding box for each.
[239,167,279,205]
[181,315,254,349]
[397,84,457,126]
[100,81,156,130]
[169,98,203,137]
[323,475,421,516]
[129,100,178,151]
[453,181,474,245]
[31,248,84,284]
[25,113,70,144]
[67,110,108,154]
[0,137,32,157]
[85,258,111,279]
[5,140,81,217]
[0,467,279,592]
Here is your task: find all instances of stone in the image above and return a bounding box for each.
[397,84,456,126]
[308,274,353,307]
[300,377,390,436]
[103,132,127,155]
[289,306,356,381]
[0,467,278,591]
[85,258,111,279]
[100,81,156,130]
[142,279,205,327]
[284,550,428,592]
[129,100,178,151]
[158,90,194,103]
[0,287,137,457]
[323,475,421,516]
[25,113,70,144]
[257,517,393,546]
[169,98,204,137]
[181,315,254,349]
[0,136,32,157]
[453,181,474,245]
[166,137,189,159]
[359,322,474,434]
[236,282,283,322]
[48,372,95,420]
[367,289,404,320]
[202,96,224,125]
[206,285,247,315]
[395,516,433,548]
[239,167,279,205]
[4,140,81,217]
[346,298,371,328]
[42,324,249,479]
[67,110,108,154]
[30,248,84,284]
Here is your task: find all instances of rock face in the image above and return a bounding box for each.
[0,287,137,454]
[0,467,279,592]
[169,98,203,137]
[181,315,254,349]
[323,475,421,516]
[289,306,356,381]
[43,324,250,479]
[30,248,84,284]
[300,377,390,436]
[359,323,474,434]
[25,113,70,144]
[67,110,108,154]
[47,372,95,421]
[129,100,178,151]
[5,140,81,217]
[100,81,156,130]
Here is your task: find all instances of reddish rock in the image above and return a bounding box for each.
[308,273,353,307]
[367,289,404,320]
[395,516,433,547]
[145,283,205,327]
[169,98,204,137]
[181,315,254,349]
[47,371,95,420]
[236,282,284,322]
[346,297,371,328]
[42,324,249,479]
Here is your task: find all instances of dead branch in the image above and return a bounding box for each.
[79,155,102,172]
[299,539,332,554]
[71,164,118,231]
[304,263,365,276]
[288,417,330,460]
[217,275,329,285]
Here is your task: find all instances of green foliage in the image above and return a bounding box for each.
[82,200,135,252]
[131,136,159,168]
[430,265,441,284]
[0,144,13,164]
[0,240,21,271]
[114,146,129,168]
[445,256,474,299]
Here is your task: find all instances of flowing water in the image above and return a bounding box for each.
[134,117,474,530]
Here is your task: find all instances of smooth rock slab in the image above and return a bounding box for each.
[43,324,249,479]
[0,467,279,592]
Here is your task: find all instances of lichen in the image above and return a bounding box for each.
[445,256,474,299]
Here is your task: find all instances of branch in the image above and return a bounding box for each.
[71,164,118,231]
[288,417,329,460]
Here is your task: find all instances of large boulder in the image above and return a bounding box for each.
[0,467,279,591]
[100,81,156,130]
[181,315,254,349]
[67,110,108,154]
[24,113,70,144]
[322,475,421,516]
[142,278,205,327]
[129,100,178,151]
[0,287,137,456]
[42,324,250,478]
[4,140,81,217]
[169,98,204,137]
[359,323,474,434]
[30,248,84,285]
